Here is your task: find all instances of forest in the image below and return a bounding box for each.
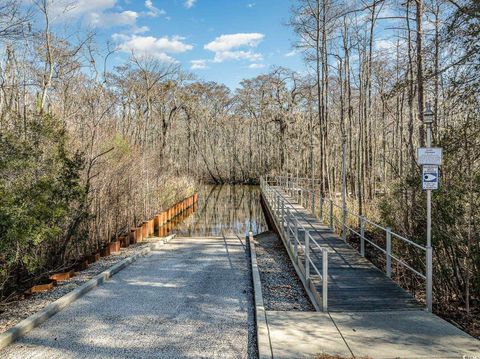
[0,0,478,336]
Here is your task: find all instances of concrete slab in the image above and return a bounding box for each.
[330,310,480,358]
[265,311,351,358]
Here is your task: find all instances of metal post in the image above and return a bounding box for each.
[320,197,324,222]
[312,190,315,215]
[294,218,298,258]
[426,186,433,312]
[426,247,433,312]
[341,134,347,242]
[425,102,433,313]
[360,216,365,257]
[286,209,291,246]
[276,193,280,220]
[305,230,310,282]
[386,227,392,277]
[322,248,328,312]
[281,199,285,234]
[329,200,333,230]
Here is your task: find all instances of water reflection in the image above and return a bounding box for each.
[173,185,268,237]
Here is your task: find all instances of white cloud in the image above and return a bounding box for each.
[285,50,297,57]
[214,50,262,63]
[249,63,265,69]
[144,0,166,17]
[132,25,150,34]
[50,0,117,19]
[247,3,255,8]
[87,10,138,27]
[191,59,208,70]
[376,39,396,52]
[113,34,193,62]
[204,33,265,63]
[185,0,197,9]
[204,33,264,52]
[48,0,164,28]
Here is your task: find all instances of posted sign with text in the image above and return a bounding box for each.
[417,147,443,166]
[422,165,439,190]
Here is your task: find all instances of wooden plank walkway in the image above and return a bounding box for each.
[269,186,423,312]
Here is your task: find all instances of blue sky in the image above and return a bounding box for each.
[49,0,304,89]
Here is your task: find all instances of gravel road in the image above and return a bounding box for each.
[0,236,256,359]
[254,231,314,311]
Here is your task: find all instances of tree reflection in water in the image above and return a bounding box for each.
[172,185,268,237]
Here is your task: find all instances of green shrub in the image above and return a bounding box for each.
[0,114,86,297]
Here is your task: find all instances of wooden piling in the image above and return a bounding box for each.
[142,221,149,238]
[135,227,143,243]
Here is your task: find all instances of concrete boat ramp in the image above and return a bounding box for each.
[0,236,255,359]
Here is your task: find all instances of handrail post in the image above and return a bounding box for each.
[386,227,392,278]
[305,230,310,283]
[294,218,298,258]
[322,248,328,312]
[320,197,324,222]
[360,216,365,257]
[286,209,291,246]
[311,191,315,215]
[342,205,347,242]
[276,193,280,219]
[329,199,333,230]
[426,246,432,312]
[281,199,285,234]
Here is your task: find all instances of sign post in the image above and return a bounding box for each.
[420,103,441,313]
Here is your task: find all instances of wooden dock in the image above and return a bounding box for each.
[264,186,422,312]
[260,181,480,358]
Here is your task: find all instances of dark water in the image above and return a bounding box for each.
[172,185,268,238]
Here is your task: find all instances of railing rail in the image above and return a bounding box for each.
[261,177,329,312]
[262,175,432,312]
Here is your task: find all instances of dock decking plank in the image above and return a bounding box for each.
[269,186,423,312]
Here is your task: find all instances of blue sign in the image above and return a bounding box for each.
[422,165,439,190]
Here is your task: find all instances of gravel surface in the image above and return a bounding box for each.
[0,236,256,359]
[0,242,151,335]
[254,231,314,311]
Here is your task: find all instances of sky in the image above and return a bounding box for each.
[48,0,305,89]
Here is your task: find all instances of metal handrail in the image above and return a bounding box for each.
[261,177,328,312]
[262,175,432,312]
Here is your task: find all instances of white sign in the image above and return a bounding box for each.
[422,165,439,190]
[417,148,443,165]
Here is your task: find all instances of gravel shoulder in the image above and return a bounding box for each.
[0,241,152,335]
[254,231,314,311]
